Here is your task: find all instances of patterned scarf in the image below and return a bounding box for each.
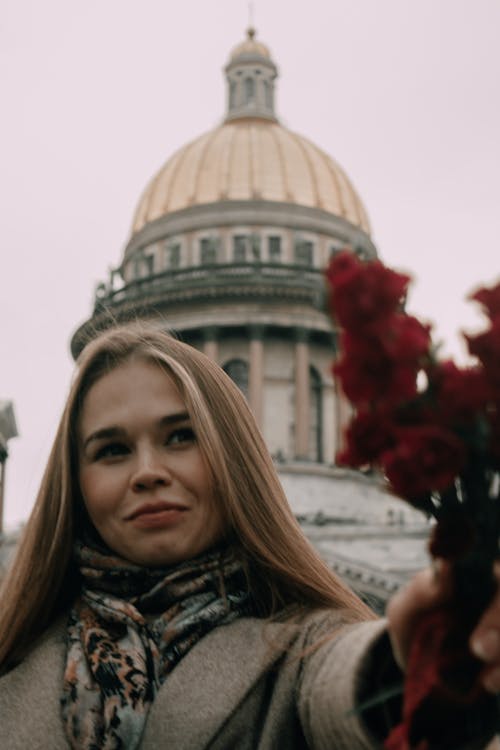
[61,541,252,750]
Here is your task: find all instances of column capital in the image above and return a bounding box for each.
[294,326,309,344]
[248,323,266,340]
[203,325,219,342]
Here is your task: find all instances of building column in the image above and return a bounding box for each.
[294,327,310,460]
[203,326,219,362]
[248,325,265,428]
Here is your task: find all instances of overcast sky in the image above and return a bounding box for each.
[2,0,499,529]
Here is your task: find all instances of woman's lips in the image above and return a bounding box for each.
[126,502,188,529]
[130,508,187,529]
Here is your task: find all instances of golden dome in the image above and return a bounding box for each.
[131,118,371,236]
[131,30,371,238]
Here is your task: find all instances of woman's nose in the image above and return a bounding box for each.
[130,448,172,492]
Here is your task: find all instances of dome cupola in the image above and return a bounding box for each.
[225,27,278,122]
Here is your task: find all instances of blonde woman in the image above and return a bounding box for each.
[1,325,499,749]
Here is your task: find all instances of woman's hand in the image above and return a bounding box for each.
[387,560,500,694]
[469,562,500,693]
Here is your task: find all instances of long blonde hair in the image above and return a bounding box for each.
[0,324,373,671]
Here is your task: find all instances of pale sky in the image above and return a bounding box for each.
[2,0,499,529]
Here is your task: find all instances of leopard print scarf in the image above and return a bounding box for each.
[61,542,252,750]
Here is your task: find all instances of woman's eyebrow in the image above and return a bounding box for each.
[83,412,191,450]
[159,411,190,426]
[83,426,125,450]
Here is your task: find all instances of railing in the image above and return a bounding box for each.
[94,262,326,312]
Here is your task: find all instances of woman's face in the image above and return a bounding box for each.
[77,357,225,567]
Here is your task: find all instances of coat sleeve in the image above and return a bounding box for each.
[297,617,401,750]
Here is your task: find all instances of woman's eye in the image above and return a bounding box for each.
[94,443,128,460]
[167,427,196,446]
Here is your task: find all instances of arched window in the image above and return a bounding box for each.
[165,242,180,269]
[200,237,218,265]
[294,239,314,266]
[268,235,281,262]
[223,359,249,399]
[309,367,323,462]
[264,79,272,108]
[233,235,247,262]
[134,253,154,279]
[244,77,255,104]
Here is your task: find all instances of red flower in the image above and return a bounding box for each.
[381,425,466,500]
[469,280,500,321]
[325,250,360,288]
[431,361,491,425]
[333,312,430,408]
[380,314,432,362]
[327,255,500,750]
[337,408,395,466]
[385,607,497,750]
[334,332,419,406]
[326,251,410,330]
[465,320,500,389]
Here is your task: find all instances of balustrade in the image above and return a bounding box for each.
[93,262,325,313]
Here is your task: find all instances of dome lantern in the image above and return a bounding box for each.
[225,27,278,122]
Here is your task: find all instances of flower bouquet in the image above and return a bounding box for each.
[326,251,500,749]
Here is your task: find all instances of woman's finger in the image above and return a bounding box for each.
[387,561,453,669]
[470,563,500,690]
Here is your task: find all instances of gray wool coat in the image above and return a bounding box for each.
[0,612,392,750]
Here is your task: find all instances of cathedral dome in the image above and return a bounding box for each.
[131,120,371,235]
[130,29,371,238]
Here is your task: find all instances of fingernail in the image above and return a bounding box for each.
[472,629,500,661]
[483,667,500,693]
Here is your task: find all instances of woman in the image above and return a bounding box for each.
[0,324,499,749]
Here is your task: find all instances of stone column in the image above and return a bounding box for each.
[248,325,265,428]
[294,327,310,459]
[203,326,218,362]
